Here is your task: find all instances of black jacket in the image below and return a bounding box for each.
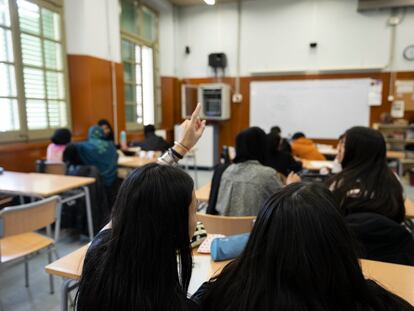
[206,163,231,215]
[131,133,170,152]
[346,212,414,266]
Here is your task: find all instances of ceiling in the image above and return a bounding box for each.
[169,0,240,6]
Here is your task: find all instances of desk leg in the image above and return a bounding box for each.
[82,186,94,241]
[61,279,78,311]
[54,198,62,242]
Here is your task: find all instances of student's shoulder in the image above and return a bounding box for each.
[256,164,278,176]
[87,229,111,257]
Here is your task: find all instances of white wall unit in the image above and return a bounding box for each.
[250,79,371,139]
[174,124,218,168]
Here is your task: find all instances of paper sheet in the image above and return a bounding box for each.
[369,80,383,106]
[391,100,405,118]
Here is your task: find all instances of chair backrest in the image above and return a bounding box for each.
[0,196,59,238]
[44,162,66,175]
[196,213,255,236]
[36,159,66,175]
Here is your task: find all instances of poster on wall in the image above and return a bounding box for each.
[368,80,383,106]
[391,100,405,118]
[395,80,414,111]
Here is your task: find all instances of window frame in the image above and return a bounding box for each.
[120,2,160,132]
[0,0,71,143]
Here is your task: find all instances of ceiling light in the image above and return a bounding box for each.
[204,0,215,5]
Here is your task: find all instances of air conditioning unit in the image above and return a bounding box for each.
[182,83,231,121]
[358,0,414,11]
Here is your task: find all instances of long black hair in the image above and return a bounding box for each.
[233,127,267,164]
[76,163,195,311]
[328,126,405,223]
[200,183,414,311]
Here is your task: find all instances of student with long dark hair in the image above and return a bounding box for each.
[196,183,414,311]
[76,164,197,311]
[328,126,405,223]
[76,104,206,311]
[328,127,414,265]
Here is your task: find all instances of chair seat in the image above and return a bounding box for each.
[1,232,54,263]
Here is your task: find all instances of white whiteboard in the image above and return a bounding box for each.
[250,79,371,139]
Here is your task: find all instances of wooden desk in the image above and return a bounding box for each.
[47,244,414,308]
[317,148,405,160]
[302,160,334,171]
[0,172,96,241]
[118,156,157,169]
[45,244,88,280]
[195,183,211,203]
[0,172,94,197]
[210,259,414,306]
[405,198,414,219]
[387,151,406,160]
[318,146,337,157]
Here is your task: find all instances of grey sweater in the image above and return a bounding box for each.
[216,160,283,216]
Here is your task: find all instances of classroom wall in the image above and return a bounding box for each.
[64,0,121,63]
[181,71,414,150]
[175,0,414,77]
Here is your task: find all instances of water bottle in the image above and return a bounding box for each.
[120,131,127,149]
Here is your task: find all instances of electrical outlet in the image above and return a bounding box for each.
[232,93,243,103]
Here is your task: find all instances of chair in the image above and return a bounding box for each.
[0,196,60,294]
[196,213,255,236]
[36,160,66,175]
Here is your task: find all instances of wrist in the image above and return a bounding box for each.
[173,145,187,157]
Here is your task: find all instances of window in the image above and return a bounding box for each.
[120,0,159,131]
[0,0,69,143]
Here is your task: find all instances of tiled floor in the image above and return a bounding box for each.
[2,169,414,311]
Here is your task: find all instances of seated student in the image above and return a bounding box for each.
[291,132,326,160]
[77,165,197,311]
[264,131,302,176]
[76,105,206,311]
[195,183,414,311]
[327,127,413,264]
[331,133,345,173]
[97,119,115,141]
[131,124,170,152]
[328,126,405,224]
[63,143,111,234]
[215,127,299,216]
[77,126,119,188]
[46,128,71,162]
[270,125,291,153]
